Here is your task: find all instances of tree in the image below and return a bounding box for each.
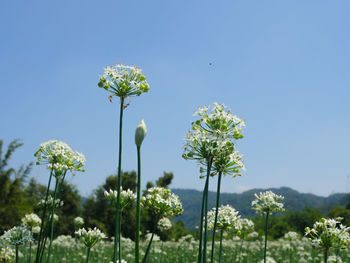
[83,171,137,239]
[0,139,33,232]
[328,205,350,226]
[55,182,82,235]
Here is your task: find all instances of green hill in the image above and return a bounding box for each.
[171,187,350,230]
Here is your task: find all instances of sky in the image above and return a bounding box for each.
[1,0,350,197]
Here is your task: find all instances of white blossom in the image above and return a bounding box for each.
[34,140,85,177]
[251,191,285,215]
[75,227,106,249]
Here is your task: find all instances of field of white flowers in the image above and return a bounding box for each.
[2,233,350,263]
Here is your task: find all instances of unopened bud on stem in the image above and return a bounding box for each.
[135,120,147,147]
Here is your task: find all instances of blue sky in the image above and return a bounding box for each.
[1,0,349,197]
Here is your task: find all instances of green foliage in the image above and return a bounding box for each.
[82,171,137,239]
[55,182,82,236]
[328,203,350,225]
[0,139,33,233]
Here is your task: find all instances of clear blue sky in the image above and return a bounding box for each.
[1,0,349,197]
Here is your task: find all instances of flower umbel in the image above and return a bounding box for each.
[305,217,350,249]
[104,187,136,209]
[98,64,150,99]
[75,227,106,249]
[183,103,245,177]
[34,140,85,177]
[251,191,285,215]
[1,226,33,246]
[207,205,241,231]
[141,187,183,218]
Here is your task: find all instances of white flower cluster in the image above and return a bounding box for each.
[1,226,33,246]
[284,231,300,241]
[21,213,41,233]
[104,187,136,209]
[207,205,241,231]
[260,256,277,263]
[75,227,106,249]
[183,103,245,177]
[34,140,85,176]
[141,187,183,218]
[74,216,84,227]
[251,191,285,215]
[305,217,350,249]
[157,217,172,232]
[98,64,150,98]
[237,218,255,234]
[0,247,15,262]
[38,195,64,209]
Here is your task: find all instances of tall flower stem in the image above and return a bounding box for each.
[35,168,53,263]
[263,211,269,263]
[113,97,125,263]
[142,216,159,263]
[46,173,66,263]
[28,227,33,263]
[15,245,19,263]
[324,248,328,263]
[135,146,141,263]
[203,158,213,263]
[210,171,223,263]
[238,238,244,262]
[218,229,223,263]
[198,159,212,263]
[86,247,91,263]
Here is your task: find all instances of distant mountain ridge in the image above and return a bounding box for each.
[171,187,350,230]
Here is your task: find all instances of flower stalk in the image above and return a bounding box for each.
[210,171,222,263]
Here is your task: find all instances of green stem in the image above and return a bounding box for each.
[197,160,211,263]
[210,171,222,263]
[238,238,244,262]
[203,159,213,263]
[113,97,125,263]
[218,229,223,263]
[35,168,53,263]
[263,211,269,263]
[142,229,155,263]
[324,248,328,263]
[135,146,141,263]
[46,177,60,263]
[16,245,19,263]
[29,229,32,263]
[86,247,91,263]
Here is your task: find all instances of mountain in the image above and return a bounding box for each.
[171,187,350,230]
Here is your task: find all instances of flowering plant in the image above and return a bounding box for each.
[207,205,240,231]
[98,64,150,99]
[34,140,85,177]
[141,187,183,218]
[183,103,245,176]
[104,188,136,209]
[1,226,33,246]
[252,191,285,215]
[157,217,172,232]
[75,227,106,249]
[305,218,350,250]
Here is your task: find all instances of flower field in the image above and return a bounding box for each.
[3,234,350,263]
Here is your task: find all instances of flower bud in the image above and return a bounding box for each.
[135,120,147,147]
